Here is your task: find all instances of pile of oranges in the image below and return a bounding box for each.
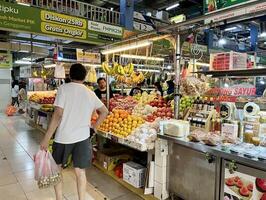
[99,109,145,138]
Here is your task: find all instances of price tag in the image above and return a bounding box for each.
[110,135,119,143]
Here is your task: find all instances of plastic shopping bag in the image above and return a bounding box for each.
[34,150,61,189]
[5,105,16,116]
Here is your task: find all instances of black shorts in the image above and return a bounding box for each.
[52,138,92,169]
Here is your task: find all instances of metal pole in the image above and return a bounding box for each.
[174,34,181,119]
[105,55,110,110]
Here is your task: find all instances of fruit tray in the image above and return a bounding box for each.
[97,131,151,152]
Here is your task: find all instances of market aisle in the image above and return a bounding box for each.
[0,115,142,200]
[0,114,102,200]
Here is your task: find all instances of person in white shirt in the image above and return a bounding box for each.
[11,80,19,107]
[40,63,108,200]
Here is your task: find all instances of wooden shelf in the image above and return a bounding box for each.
[93,162,156,200]
[195,68,266,77]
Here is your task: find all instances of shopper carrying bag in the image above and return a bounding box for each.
[40,63,108,200]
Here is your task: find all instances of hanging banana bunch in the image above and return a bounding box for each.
[101,61,112,75]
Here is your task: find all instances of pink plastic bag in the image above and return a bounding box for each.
[34,150,61,189]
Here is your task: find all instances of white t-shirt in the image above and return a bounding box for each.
[54,82,104,144]
[11,85,19,97]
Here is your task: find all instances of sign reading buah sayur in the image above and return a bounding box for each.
[0,1,123,44]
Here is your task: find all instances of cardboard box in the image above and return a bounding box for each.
[123,161,146,188]
[95,149,131,171]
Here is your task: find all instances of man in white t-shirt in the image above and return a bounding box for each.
[40,63,108,200]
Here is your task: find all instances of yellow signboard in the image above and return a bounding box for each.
[76,49,101,63]
[41,22,87,40]
[41,10,87,29]
[0,53,12,68]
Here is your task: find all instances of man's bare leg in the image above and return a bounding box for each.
[74,168,87,200]
[54,166,63,200]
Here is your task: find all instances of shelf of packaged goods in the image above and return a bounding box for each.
[195,68,266,77]
[93,162,156,200]
[96,131,152,152]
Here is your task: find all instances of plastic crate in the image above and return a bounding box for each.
[210,51,247,71]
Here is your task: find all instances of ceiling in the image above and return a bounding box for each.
[82,0,203,18]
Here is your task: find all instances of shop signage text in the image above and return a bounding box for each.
[76,49,101,63]
[206,87,256,96]
[205,1,266,24]
[88,21,123,37]
[0,1,123,44]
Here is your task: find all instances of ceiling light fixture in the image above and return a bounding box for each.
[218,38,227,45]
[44,64,56,68]
[15,60,33,65]
[17,2,30,6]
[166,2,180,11]
[120,54,164,61]
[138,69,160,73]
[101,41,152,55]
[224,27,237,31]
[260,32,266,37]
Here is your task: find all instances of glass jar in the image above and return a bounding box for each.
[243,130,254,143]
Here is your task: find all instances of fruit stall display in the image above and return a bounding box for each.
[109,96,138,112]
[28,91,56,105]
[98,93,174,151]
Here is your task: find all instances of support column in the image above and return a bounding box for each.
[205,29,214,52]
[250,24,258,51]
[174,34,181,119]
[120,0,134,30]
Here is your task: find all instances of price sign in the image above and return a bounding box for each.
[110,135,119,143]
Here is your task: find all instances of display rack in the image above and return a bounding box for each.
[26,101,53,134]
[96,130,154,152]
[93,162,157,200]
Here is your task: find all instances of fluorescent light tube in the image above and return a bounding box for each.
[138,69,160,73]
[260,32,266,37]
[120,54,164,61]
[101,41,152,55]
[15,60,33,65]
[44,64,56,68]
[166,2,180,11]
[17,2,30,6]
[224,27,237,31]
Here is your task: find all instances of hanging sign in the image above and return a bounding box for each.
[0,53,12,68]
[0,1,90,43]
[205,1,266,24]
[88,21,123,38]
[76,49,101,63]
[40,10,87,40]
[204,0,250,13]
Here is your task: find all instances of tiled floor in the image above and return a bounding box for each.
[0,114,142,200]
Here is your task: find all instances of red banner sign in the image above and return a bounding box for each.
[206,87,256,96]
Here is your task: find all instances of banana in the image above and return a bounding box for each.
[119,65,125,75]
[128,63,134,74]
[113,62,119,75]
